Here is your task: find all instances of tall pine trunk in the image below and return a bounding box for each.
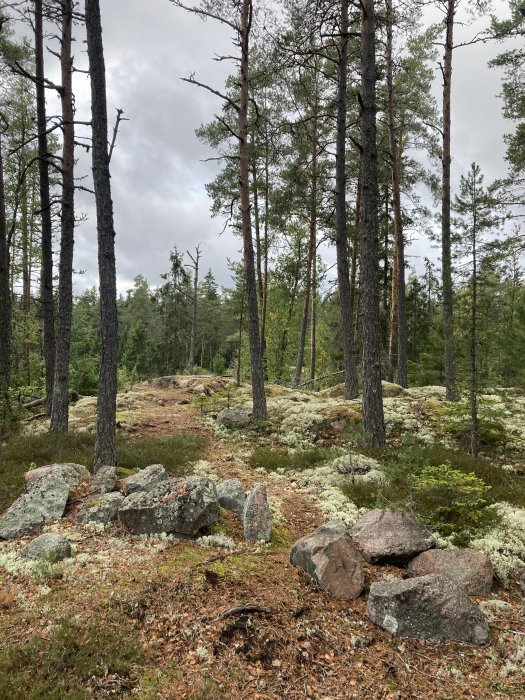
[34,0,55,414]
[239,0,266,419]
[335,0,358,400]
[292,142,317,389]
[360,0,385,446]
[186,246,200,373]
[0,135,10,398]
[442,0,456,400]
[470,214,479,458]
[309,231,317,384]
[50,0,75,433]
[385,0,407,387]
[86,0,119,469]
[261,111,270,372]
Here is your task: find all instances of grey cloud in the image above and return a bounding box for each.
[65,0,514,296]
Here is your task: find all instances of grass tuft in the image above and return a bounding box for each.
[249,446,338,473]
[0,432,208,512]
[0,618,143,700]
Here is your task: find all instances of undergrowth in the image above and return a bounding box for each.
[353,443,525,507]
[0,617,143,699]
[250,446,339,472]
[342,442,525,543]
[0,432,208,512]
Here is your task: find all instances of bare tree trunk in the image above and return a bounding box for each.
[34,0,55,415]
[260,109,270,372]
[385,0,407,387]
[470,216,479,458]
[293,103,318,390]
[275,254,300,384]
[442,0,456,400]
[292,173,317,389]
[50,0,74,434]
[236,284,245,388]
[86,0,119,469]
[336,0,358,400]
[309,233,317,384]
[360,0,385,446]
[0,135,10,398]
[21,171,32,384]
[349,175,361,388]
[251,148,263,306]
[186,245,201,373]
[239,0,266,419]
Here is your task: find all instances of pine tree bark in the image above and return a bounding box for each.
[309,231,317,384]
[335,0,358,400]
[349,177,361,380]
[260,114,270,373]
[239,0,266,419]
[360,0,385,446]
[275,259,300,384]
[186,246,200,373]
[442,0,457,400]
[251,150,263,306]
[470,208,479,458]
[236,284,245,387]
[21,168,31,384]
[50,0,75,434]
[385,0,407,387]
[0,135,10,398]
[292,146,317,388]
[86,0,119,469]
[34,0,55,415]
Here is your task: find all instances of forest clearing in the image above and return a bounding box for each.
[0,377,524,699]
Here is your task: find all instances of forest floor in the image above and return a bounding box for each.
[0,377,525,699]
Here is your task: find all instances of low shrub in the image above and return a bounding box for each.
[361,443,525,508]
[412,462,501,542]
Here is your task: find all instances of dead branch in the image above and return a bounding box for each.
[218,604,274,620]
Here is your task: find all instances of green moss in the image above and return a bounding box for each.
[205,555,259,582]
[0,618,142,700]
[443,417,507,447]
[137,663,184,699]
[269,525,291,551]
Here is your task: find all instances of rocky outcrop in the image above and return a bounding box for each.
[21,533,72,561]
[120,464,167,496]
[147,375,231,395]
[25,463,90,488]
[76,492,124,526]
[0,474,70,540]
[217,479,246,514]
[91,466,118,494]
[367,573,490,645]
[351,509,434,564]
[407,548,493,595]
[118,476,219,536]
[217,406,252,429]
[243,483,272,542]
[290,521,364,600]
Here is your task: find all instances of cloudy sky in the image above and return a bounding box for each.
[41,0,515,295]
